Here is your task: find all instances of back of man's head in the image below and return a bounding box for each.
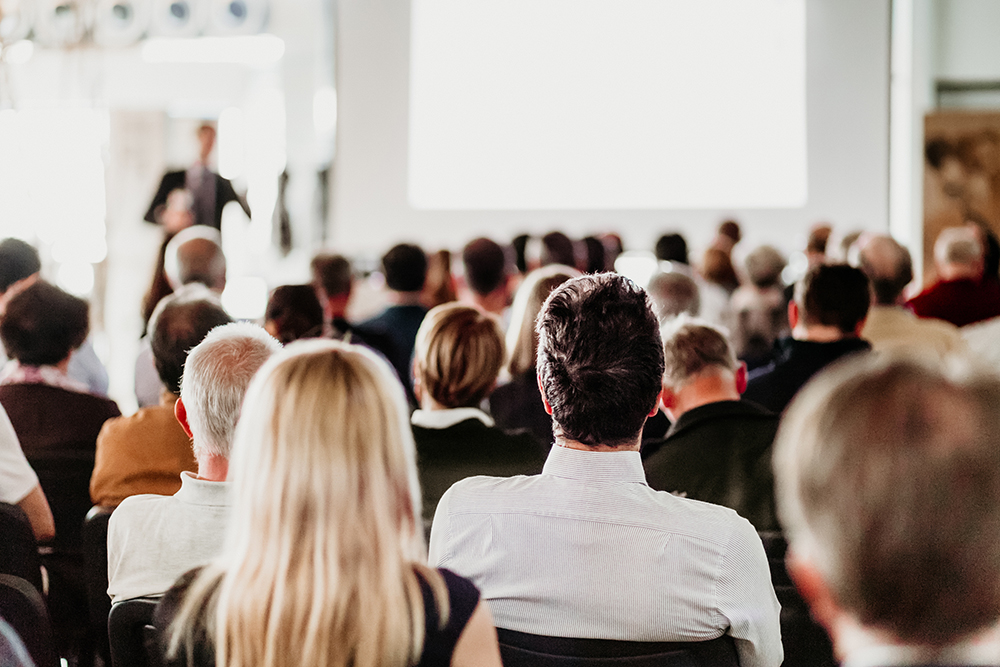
[858,235,913,306]
[647,270,700,322]
[149,285,233,394]
[775,356,1000,646]
[382,243,427,293]
[164,226,226,291]
[462,238,508,296]
[794,264,870,335]
[541,232,576,268]
[0,239,40,294]
[661,317,737,390]
[536,273,664,447]
[654,233,689,264]
[310,253,352,298]
[744,245,786,290]
[934,226,983,275]
[180,322,281,459]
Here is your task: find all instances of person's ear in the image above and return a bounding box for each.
[659,385,677,412]
[412,359,423,404]
[174,397,194,439]
[649,390,663,417]
[853,317,867,338]
[537,373,553,415]
[788,299,800,330]
[735,362,748,395]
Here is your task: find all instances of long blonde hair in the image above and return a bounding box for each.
[505,265,580,378]
[167,340,447,667]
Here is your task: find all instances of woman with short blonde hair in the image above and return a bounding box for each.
[156,340,502,667]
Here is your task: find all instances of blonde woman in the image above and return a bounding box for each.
[154,340,503,667]
[487,264,580,445]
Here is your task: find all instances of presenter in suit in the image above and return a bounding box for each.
[144,123,250,231]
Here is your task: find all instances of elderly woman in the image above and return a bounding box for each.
[411,303,545,528]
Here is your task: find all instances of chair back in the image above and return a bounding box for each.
[82,505,115,665]
[496,629,739,667]
[30,452,95,554]
[108,597,158,667]
[0,503,43,592]
[0,573,60,667]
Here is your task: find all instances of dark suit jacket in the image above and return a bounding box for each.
[743,337,871,414]
[642,400,780,532]
[413,416,545,528]
[356,304,428,404]
[144,169,250,229]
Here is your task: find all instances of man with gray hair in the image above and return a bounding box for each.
[775,355,1000,664]
[642,317,780,532]
[106,322,280,603]
[646,268,700,322]
[858,234,967,359]
[907,225,1000,327]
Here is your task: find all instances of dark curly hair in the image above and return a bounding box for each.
[1,281,89,366]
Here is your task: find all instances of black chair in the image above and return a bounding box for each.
[109,597,159,667]
[496,629,739,667]
[0,574,60,667]
[758,531,836,667]
[82,505,115,666]
[0,503,43,592]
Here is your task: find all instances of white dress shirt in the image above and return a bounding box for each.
[429,445,783,667]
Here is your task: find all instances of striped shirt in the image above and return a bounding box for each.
[429,445,783,667]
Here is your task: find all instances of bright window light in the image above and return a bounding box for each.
[57,261,95,296]
[218,107,246,179]
[222,276,269,320]
[141,34,285,65]
[614,251,659,289]
[313,86,337,136]
[3,40,33,65]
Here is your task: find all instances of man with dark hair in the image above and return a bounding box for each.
[92,286,232,506]
[430,274,781,667]
[357,243,429,401]
[642,317,779,532]
[858,235,966,359]
[743,264,871,414]
[0,238,40,295]
[461,238,512,316]
[310,252,353,335]
[655,233,689,264]
[775,355,1000,664]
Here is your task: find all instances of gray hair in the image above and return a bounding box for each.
[934,226,982,268]
[647,269,700,322]
[744,246,786,289]
[660,316,737,389]
[180,322,282,459]
[165,226,226,291]
[775,355,1000,645]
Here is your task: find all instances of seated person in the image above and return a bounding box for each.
[0,402,54,542]
[411,304,545,528]
[642,317,780,532]
[0,281,120,552]
[155,341,502,667]
[430,274,781,667]
[107,322,280,603]
[263,284,324,344]
[92,286,232,506]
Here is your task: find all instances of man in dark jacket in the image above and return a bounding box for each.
[642,317,779,531]
[743,264,871,414]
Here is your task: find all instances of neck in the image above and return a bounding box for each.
[473,289,509,316]
[387,291,423,306]
[669,375,740,420]
[55,357,72,373]
[939,264,981,282]
[555,436,641,453]
[793,324,855,343]
[195,452,229,482]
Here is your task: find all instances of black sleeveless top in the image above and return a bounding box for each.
[153,567,480,667]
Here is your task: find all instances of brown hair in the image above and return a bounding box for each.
[414,303,504,408]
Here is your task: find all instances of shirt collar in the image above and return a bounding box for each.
[840,623,1000,667]
[411,407,494,429]
[542,445,648,485]
[175,471,230,507]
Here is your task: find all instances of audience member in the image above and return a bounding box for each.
[0,238,109,396]
[310,252,354,335]
[858,234,967,359]
[713,219,742,253]
[540,231,576,268]
[411,304,544,528]
[461,238,513,317]
[92,287,232,507]
[141,233,176,335]
[581,235,607,273]
[155,340,502,667]
[743,264,870,414]
[655,232,689,264]
[646,268,700,322]
[108,322,280,603]
[263,284,324,344]
[356,243,429,402]
[488,264,579,445]
[423,249,458,309]
[642,318,779,532]
[430,273,781,667]
[137,226,229,407]
[907,226,1000,327]
[775,355,1000,665]
[0,402,55,542]
[731,246,789,371]
[743,245,786,290]
[702,247,740,294]
[805,224,832,267]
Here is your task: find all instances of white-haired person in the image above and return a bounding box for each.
[107,322,281,603]
[154,340,503,667]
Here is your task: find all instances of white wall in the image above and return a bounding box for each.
[332,0,891,257]
[936,0,1000,81]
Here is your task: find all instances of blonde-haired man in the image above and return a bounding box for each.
[107,322,280,603]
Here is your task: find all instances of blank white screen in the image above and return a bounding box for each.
[409,0,807,210]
